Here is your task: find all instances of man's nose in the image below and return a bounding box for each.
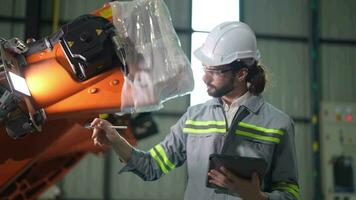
[202,72,211,84]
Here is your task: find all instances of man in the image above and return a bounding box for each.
[91,21,300,200]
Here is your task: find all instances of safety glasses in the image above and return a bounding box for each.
[202,65,235,77]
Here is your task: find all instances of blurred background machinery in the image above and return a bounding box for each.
[321,102,356,200]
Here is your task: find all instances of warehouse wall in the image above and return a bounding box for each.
[243,0,312,199]
[0,0,26,39]
[320,0,356,102]
[243,0,356,199]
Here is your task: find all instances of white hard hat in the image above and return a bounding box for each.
[194,21,260,66]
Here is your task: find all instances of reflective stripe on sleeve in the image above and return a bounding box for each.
[272,182,300,199]
[149,144,175,174]
[149,148,169,174]
[155,144,175,170]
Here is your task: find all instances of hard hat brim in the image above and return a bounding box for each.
[193,46,233,66]
[194,46,260,66]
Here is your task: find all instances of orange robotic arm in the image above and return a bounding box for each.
[0,5,140,200]
[0,1,189,197]
[25,6,127,118]
[0,4,134,139]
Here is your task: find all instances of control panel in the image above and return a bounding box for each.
[321,102,356,200]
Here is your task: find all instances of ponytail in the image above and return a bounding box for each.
[246,62,266,95]
[229,59,267,95]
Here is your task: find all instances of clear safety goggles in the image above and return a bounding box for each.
[202,65,235,77]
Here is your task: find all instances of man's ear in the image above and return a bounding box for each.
[237,68,248,81]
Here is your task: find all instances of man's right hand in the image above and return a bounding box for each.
[90,118,134,163]
[90,118,120,147]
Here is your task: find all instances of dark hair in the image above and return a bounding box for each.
[230,59,267,95]
[246,62,266,95]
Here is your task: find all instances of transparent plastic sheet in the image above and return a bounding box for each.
[110,0,194,113]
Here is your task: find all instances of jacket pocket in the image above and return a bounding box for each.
[185,132,215,138]
[230,134,275,172]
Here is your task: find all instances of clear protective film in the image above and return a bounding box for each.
[110,0,194,113]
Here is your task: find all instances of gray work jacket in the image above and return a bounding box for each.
[120,95,300,200]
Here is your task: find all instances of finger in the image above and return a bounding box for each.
[91,128,108,145]
[209,170,231,186]
[93,138,103,147]
[97,132,112,145]
[208,172,226,187]
[91,119,113,132]
[209,179,225,187]
[252,172,260,185]
[91,127,102,139]
[90,118,102,127]
[220,167,238,180]
[210,169,226,179]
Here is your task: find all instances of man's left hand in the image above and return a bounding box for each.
[208,167,268,200]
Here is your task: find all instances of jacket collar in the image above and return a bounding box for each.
[209,95,264,114]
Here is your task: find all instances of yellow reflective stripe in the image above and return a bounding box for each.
[272,182,300,191]
[185,120,225,126]
[272,186,300,199]
[239,122,284,135]
[149,148,169,174]
[236,130,280,143]
[287,184,299,192]
[183,128,226,134]
[272,182,300,199]
[155,145,175,170]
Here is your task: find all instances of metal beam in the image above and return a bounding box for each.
[103,150,112,200]
[309,0,322,199]
[321,38,356,46]
[256,34,308,43]
[0,16,24,23]
[239,0,245,22]
[25,0,41,40]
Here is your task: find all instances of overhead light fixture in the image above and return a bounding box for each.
[8,71,31,96]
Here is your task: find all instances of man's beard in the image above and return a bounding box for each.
[206,77,235,98]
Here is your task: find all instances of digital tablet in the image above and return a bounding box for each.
[206,154,267,190]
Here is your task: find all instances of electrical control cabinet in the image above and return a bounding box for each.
[321,102,356,200]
